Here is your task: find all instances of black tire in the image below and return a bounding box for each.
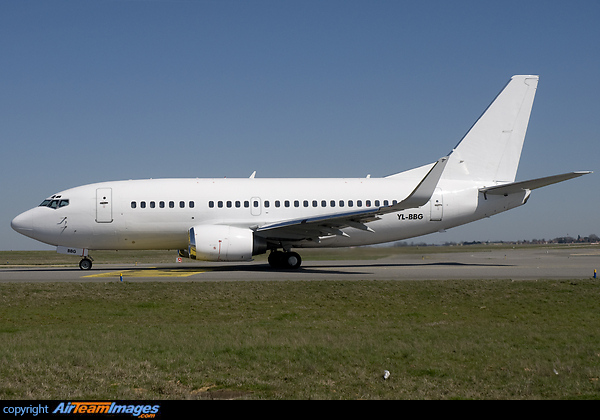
[268,251,284,268]
[79,258,92,270]
[268,251,302,269]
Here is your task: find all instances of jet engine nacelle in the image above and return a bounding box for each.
[186,225,267,262]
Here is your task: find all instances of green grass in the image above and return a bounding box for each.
[1,279,599,399]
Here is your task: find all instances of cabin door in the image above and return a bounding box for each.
[96,188,113,223]
[430,188,443,221]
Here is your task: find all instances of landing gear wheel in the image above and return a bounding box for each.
[79,258,93,270]
[268,251,302,269]
[284,252,302,269]
[268,251,284,268]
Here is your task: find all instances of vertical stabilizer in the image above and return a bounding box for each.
[442,75,539,183]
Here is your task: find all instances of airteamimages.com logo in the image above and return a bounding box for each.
[53,402,160,417]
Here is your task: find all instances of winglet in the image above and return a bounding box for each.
[381,156,448,213]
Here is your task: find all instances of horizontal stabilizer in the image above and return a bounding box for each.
[480,171,592,196]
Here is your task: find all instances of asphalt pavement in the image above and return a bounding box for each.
[1,247,598,282]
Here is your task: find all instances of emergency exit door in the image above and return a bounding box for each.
[250,197,262,216]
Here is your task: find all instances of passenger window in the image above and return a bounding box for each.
[383,200,389,206]
[160,201,165,208]
[227,201,232,208]
[339,200,344,207]
[366,200,371,207]
[141,201,146,208]
[209,201,214,208]
[253,200,259,208]
[244,201,250,208]
[180,201,185,208]
[330,200,335,208]
[321,200,327,207]
[235,201,241,208]
[264,201,270,208]
[348,200,353,207]
[375,200,380,207]
[169,201,175,208]
[275,200,281,208]
[189,201,194,208]
[294,200,299,207]
[150,201,156,208]
[285,200,290,208]
[131,201,137,209]
[218,201,223,208]
[312,200,318,207]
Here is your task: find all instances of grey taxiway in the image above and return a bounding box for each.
[1,247,598,282]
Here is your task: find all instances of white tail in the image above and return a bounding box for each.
[442,75,539,183]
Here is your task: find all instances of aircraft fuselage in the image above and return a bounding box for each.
[11,176,525,252]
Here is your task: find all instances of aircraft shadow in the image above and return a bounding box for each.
[0,260,515,277]
[179,260,515,275]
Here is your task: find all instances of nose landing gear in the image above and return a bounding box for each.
[79,257,93,270]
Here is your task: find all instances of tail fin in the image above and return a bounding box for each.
[442,75,539,183]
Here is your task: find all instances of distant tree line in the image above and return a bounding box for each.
[393,234,599,247]
[527,234,600,244]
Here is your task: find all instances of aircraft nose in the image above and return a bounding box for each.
[11,211,33,235]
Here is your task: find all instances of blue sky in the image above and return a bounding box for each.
[1,0,598,250]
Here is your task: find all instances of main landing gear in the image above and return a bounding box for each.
[79,257,93,270]
[268,250,302,269]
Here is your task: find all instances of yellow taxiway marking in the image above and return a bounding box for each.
[83,267,211,278]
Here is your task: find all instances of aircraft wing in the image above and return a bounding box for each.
[255,157,448,241]
[480,171,591,197]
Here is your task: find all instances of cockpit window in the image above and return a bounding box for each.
[38,199,69,209]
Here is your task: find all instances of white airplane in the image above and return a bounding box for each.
[11,75,591,270]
